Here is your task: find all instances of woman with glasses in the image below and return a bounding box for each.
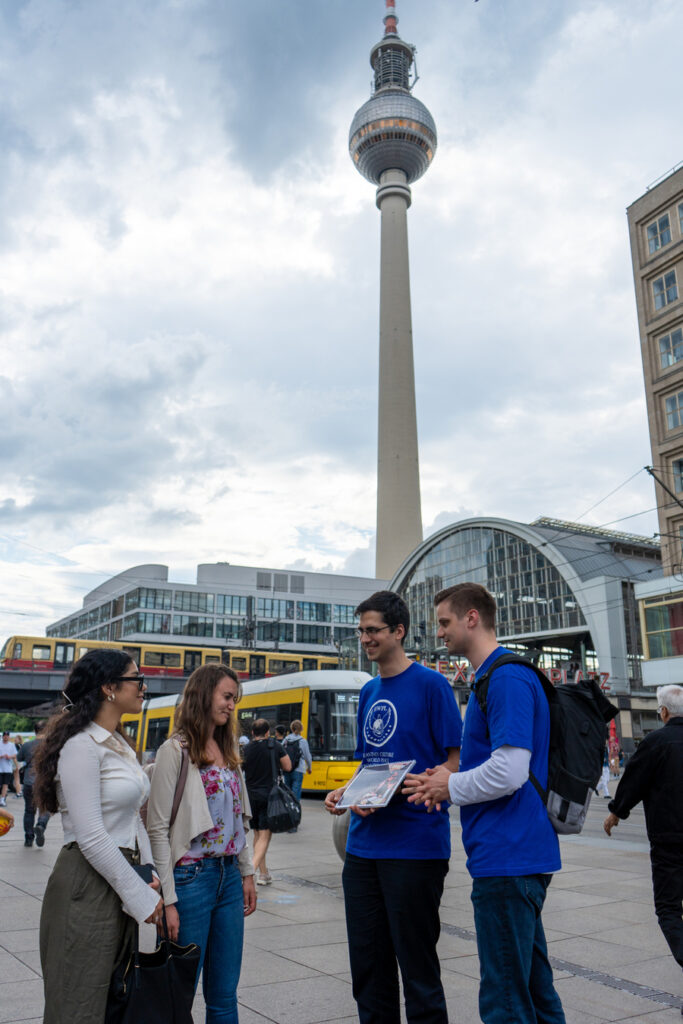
[34,649,163,1024]
[146,664,256,1024]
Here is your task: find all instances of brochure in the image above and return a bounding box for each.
[337,760,416,809]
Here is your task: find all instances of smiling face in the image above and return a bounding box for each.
[114,661,147,715]
[358,610,404,663]
[210,674,240,729]
[435,602,473,658]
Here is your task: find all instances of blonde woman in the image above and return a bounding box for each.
[147,664,256,1024]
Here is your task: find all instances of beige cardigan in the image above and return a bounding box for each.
[146,736,255,905]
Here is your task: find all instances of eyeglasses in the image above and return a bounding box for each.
[356,626,391,638]
[116,674,146,691]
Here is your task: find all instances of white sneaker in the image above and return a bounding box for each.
[0,798,6,807]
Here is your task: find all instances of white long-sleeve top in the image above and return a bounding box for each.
[447,745,531,806]
[56,722,159,924]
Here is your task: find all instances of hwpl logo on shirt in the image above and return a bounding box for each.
[363,700,398,747]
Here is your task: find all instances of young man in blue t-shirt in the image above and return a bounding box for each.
[325,591,462,1024]
[405,583,566,1024]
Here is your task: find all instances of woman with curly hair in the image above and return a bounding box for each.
[146,663,256,1024]
[34,648,163,1024]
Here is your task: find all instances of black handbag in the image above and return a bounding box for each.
[106,919,200,1024]
[265,739,301,834]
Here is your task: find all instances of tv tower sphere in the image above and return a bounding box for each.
[350,1,436,581]
[349,4,436,186]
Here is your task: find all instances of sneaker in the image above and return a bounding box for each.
[256,874,273,886]
[0,797,6,807]
[34,824,45,847]
[24,837,33,847]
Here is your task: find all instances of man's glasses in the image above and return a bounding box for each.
[116,674,146,691]
[356,626,391,638]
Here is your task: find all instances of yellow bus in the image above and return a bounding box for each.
[121,670,370,793]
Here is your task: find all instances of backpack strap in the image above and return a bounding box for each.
[473,653,554,805]
[267,737,280,783]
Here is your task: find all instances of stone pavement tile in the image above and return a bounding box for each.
[542,906,631,936]
[275,941,350,974]
[626,1009,683,1023]
[590,922,671,954]
[545,889,621,912]
[439,965,481,1022]
[245,920,349,952]
[596,899,658,925]
[0,929,40,954]
[554,975,671,1021]
[239,975,356,1023]
[0,900,41,930]
[0,950,39,983]
[548,935,661,970]
[553,867,642,889]
[252,895,344,925]
[0,980,44,1024]
[239,949,319,987]
[437,931,477,959]
[573,877,657,900]
[441,952,480,980]
[12,951,41,975]
[614,954,683,993]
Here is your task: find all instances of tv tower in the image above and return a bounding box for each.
[349,0,436,581]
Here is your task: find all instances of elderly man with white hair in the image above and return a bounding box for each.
[604,684,683,990]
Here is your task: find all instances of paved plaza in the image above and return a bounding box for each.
[0,785,681,1023]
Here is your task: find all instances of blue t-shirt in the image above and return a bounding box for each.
[347,661,463,860]
[459,647,561,878]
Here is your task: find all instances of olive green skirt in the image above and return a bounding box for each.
[40,843,137,1024]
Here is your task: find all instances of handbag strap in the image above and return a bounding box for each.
[169,744,189,829]
[267,737,280,783]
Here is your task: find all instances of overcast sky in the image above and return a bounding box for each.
[1,0,680,639]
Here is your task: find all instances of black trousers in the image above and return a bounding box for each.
[650,840,683,970]
[342,852,449,1024]
[23,784,49,841]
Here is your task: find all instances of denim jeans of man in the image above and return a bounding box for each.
[23,784,49,842]
[342,852,449,1024]
[471,874,565,1024]
[650,840,683,969]
[283,770,303,802]
[174,856,245,1024]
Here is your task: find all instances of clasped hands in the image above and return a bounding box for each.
[401,764,453,811]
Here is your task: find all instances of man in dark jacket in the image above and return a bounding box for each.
[604,684,683,979]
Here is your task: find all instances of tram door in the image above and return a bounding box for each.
[184,650,202,674]
[54,643,75,670]
[250,655,266,678]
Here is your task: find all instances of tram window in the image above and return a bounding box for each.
[204,655,221,664]
[302,659,318,672]
[144,651,181,667]
[14,643,22,660]
[269,659,297,675]
[146,717,171,753]
[232,657,247,671]
[122,721,139,744]
[32,645,51,661]
[250,655,266,678]
[122,646,141,664]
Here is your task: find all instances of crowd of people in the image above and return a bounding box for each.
[1,583,681,1024]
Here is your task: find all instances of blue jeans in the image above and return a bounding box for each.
[284,770,303,802]
[471,874,565,1024]
[174,856,245,1024]
[342,853,449,1024]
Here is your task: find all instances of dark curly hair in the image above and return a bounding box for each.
[355,590,410,644]
[34,648,134,814]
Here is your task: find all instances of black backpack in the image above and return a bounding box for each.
[474,654,619,835]
[283,736,301,771]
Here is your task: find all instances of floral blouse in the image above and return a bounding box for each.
[177,765,246,864]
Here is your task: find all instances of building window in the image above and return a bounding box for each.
[296,624,331,645]
[256,622,294,643]
[647,213,672,254]
[139,588,171,611]
[257,598,294,619]
[172,615,214,637]
[334,604,357,624]
[673,459,683,493]
[290,575,305,594]
[273,573,288,592]
[679,203,683,235]
[256,572,272,590]
[297,602,331,622]
[653,270,678,310]
[643,593,683,658]
[215,618,244,640]
[659,326,683,368]
[215,594,248,616]
[666,391,683,430]
[125,589,139,612]
[173,591,214,614]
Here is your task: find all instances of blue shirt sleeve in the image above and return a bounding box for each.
[429,676,463,752]
[486,665,538,752]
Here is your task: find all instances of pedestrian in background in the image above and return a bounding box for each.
[17,722,51,847]
[604,684,683,981]
[243,719,291,885]
[0,731,17,807]
[147,664,257,1024]
[283,719,312,829]
[34,649,163,1024]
